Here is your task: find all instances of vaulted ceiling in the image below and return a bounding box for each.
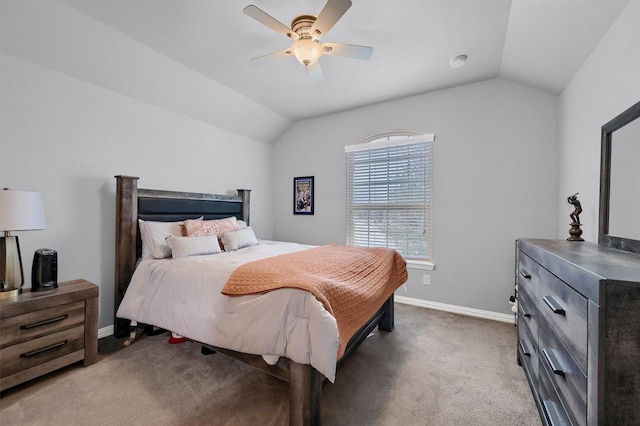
[1,0,631,142]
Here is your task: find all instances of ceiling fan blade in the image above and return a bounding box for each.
[323,42,373,60]
[243,5,299,40]
[307,61,324,83]
[310,0,352,40]
[250,48,293,65]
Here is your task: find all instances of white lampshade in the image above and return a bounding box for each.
[0,190,47,231]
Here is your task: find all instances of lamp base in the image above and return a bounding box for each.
[1,235,25,296]
[0,287,22,299]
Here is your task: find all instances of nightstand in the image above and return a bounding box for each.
[0,279,99,392]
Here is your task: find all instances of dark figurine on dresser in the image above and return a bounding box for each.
[567,193,584,241]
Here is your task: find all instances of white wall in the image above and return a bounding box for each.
[558,0,640,242]
[273,78,559,315]
[0,53,275,329]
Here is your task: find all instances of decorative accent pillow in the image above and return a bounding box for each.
[165,235,222,258]
[220,226,259,251]
[184,216,239,237]
[139,219,184,259]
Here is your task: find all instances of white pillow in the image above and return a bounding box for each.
[237,220,248,229]
[139,220,152,259]
[139,219,184,259]
[220,226,259,251]
[165,235,222,258]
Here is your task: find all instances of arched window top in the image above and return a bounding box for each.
[346,130,435,153]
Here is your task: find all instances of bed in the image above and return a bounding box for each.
[113,175,407,425]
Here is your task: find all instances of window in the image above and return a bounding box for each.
[345,132,434,265]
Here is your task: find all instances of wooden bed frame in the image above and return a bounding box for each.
[113,175,395,426]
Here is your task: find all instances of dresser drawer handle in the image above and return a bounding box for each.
[20,340,68,358]
[519,269,531,279]
[543,348,565,376]
[542,399,566,426]
[543,296,566,315]
[518,339,531,357]
[518,303,531,318]
[20,314,68,330]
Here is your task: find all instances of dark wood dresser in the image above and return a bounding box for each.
[0,279,99,392]
[516,239,640,425]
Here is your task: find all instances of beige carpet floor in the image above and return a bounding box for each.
[0,304,540,425]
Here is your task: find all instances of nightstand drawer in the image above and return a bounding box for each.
[0,280,98,392]
[0,301,86,348]
[0,325,85,378]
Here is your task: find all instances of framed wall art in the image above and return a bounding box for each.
[293,176,314,215]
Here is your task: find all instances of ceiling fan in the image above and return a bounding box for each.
[243,0,373,82]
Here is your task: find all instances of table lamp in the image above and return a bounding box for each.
[0,188,47,298]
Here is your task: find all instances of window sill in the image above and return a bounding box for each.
[406,260,435,270]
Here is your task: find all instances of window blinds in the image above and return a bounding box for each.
[346,137,432,260]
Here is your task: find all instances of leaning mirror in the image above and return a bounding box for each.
[599,100,640,254]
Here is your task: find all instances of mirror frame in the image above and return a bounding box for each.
[598,100,640,254]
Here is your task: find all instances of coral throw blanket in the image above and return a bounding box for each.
[221,244,408,359]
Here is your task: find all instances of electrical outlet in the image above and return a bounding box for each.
[423,274,431,285]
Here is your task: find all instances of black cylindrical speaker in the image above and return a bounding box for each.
[31,249,58,292]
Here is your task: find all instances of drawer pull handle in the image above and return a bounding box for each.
[542,400,566,426]
[543,296,565,315]
[20,340,68,358]
[518,339,530,357]
[543,348,565,376]
[519,269,531,279]
[20,314,68,330]
[518,303,531,318]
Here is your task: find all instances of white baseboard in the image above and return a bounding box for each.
[394,295,515,324]
[98,325,114,339]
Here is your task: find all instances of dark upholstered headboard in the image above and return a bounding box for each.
[114,175,250,337]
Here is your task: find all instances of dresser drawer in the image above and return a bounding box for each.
[538,357,572,426]
[518,280,539,334]
[521,253,588,371]
[539,317,586,426]
[518,316,539,386]
[0,325,85,378]
[518,253,540,300]
[0,301,86,348]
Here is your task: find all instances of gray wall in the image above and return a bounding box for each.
[558,0,640,243]
[0,52,275,329]
[272,78,559,315]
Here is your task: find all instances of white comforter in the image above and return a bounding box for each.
[116,241,341,382]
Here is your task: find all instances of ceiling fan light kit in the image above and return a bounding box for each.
[243,0,373,81]
[292,39,323,66]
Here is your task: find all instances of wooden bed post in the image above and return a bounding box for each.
[237,189,251,225]
[289,362,323,426]
[114,175,139,338]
